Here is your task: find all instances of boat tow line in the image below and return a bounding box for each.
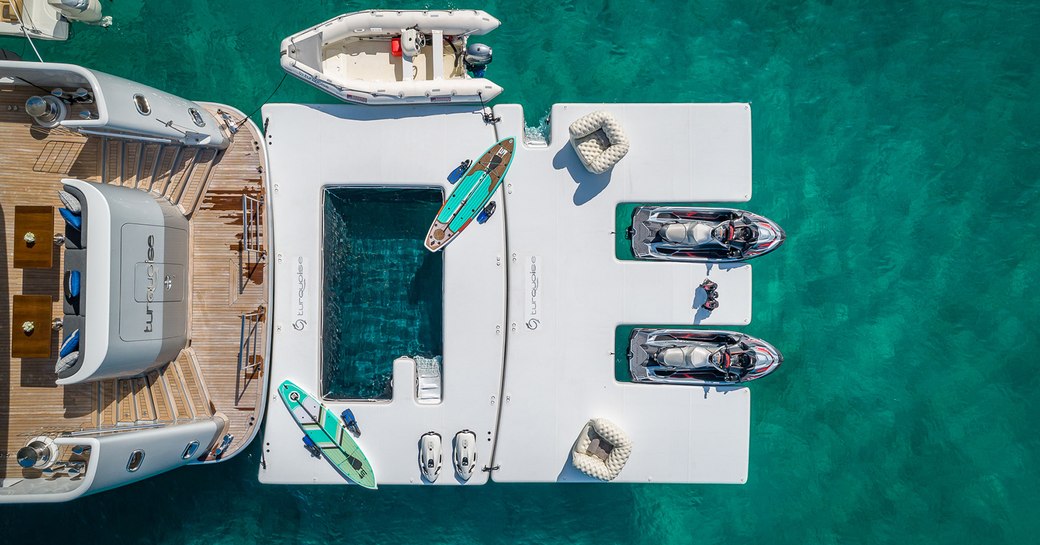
[235,73,289,131]
[9,4,44,62]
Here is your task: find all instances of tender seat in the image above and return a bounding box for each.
[568,111,630,175]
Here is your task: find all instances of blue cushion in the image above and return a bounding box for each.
[65,270,80,299]
[59,329,80,358]
[59,208,81,230]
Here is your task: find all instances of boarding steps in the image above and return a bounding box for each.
[9,352,216,473]
[94,138,221,217]
[95,350,214,429]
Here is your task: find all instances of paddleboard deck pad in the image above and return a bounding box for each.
[426,137,515,251]
[277,380,377,489]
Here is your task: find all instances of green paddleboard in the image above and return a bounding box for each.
[426,137,516,252]
[277,380,377,489]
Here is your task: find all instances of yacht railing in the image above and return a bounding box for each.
[236,308,265,406]
[240,194,266,293]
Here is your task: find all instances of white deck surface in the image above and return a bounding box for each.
[261,103,505,486]
[261,101,757,486]
[492,104,753,484]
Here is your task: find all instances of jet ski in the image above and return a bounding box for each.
[453,430,478,481]
[628,328,782,385]
[630,206,785,262]
[418,432,442,483]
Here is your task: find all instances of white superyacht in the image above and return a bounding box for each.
[0,8,785,502]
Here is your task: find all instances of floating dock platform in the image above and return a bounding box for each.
[260,101,755,486]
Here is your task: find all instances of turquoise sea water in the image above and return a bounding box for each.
[2,1,1039,544]
[322,188,443,399]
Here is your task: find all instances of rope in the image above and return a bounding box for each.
[14,76,52,94]
[485,164,509,474]
[236,73,288,129]
[476,93,508,473]
[10,4,43,62]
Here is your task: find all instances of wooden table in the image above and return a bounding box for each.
[13,206,54,269]
[12,295,53,358]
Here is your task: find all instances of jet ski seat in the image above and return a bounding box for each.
[662,222,714,245]
[658,345,712,368]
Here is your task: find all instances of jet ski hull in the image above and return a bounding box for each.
[631,206,785,262]
[628,328,782,385]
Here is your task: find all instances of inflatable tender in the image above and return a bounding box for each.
[280,10,503,105]
[568,111,630,174]
[570,418,633,481]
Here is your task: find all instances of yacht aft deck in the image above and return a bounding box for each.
[0,83,269,490]
[261,101,755,485]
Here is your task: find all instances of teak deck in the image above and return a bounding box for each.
[0,85,268,480]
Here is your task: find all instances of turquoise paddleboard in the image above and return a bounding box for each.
[425,137,515,251]
[277,380,377,489]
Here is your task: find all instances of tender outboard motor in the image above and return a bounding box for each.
[50,0,111,26]
[464,43,493,77]
[25,95,67,128]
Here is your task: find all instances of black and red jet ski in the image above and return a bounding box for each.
[631,206,785,262]
[628,328,782,385]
